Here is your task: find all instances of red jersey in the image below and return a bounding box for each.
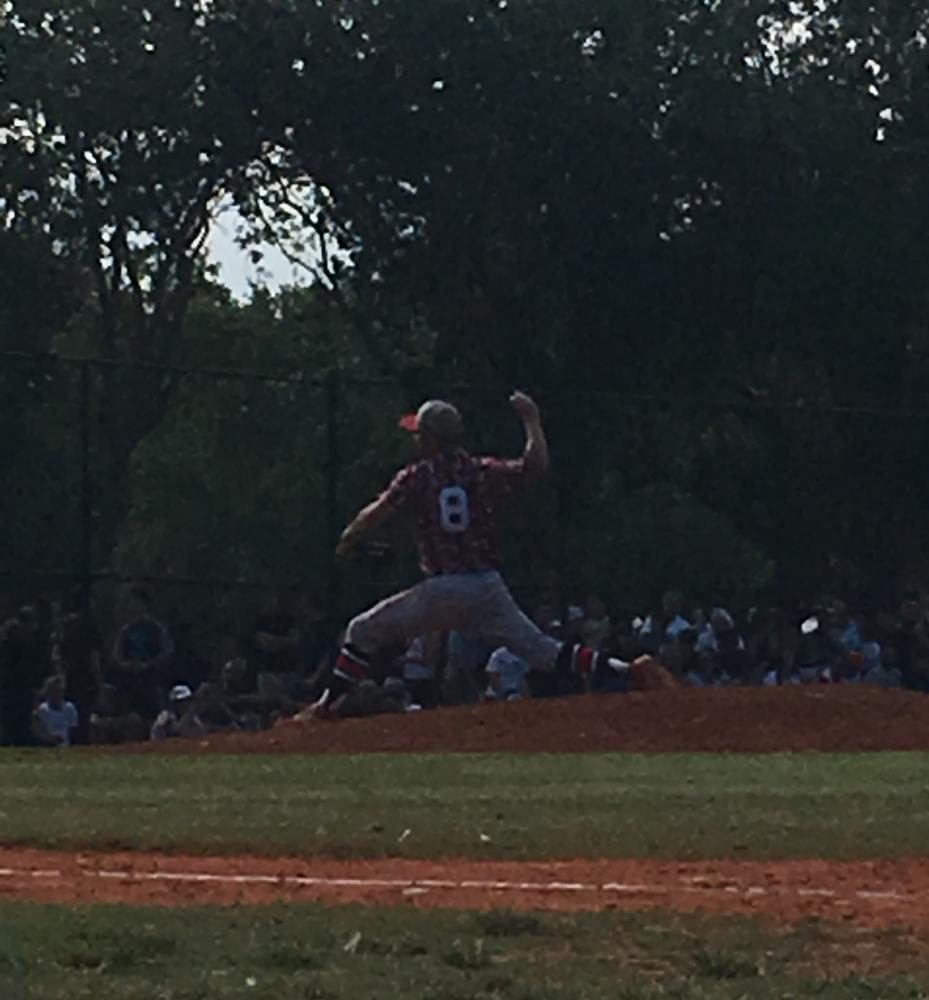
[380,449,528,575]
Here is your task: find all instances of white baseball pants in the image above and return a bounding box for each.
[345,571,560,672]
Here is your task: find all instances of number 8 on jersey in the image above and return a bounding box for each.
[438,485,471,534]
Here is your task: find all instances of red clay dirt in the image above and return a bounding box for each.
[35,689,929,929]
[110,686,929,755]
[3,848,929,930]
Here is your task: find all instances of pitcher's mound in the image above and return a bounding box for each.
[111,686,929,755]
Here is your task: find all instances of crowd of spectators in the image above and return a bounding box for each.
[0,586,335,747]
[411,588,929,707]
[2,584,928,746]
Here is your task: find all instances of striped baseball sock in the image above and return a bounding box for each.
[556,643,629,677]
[324,644,371,705]
[572,645,596,676]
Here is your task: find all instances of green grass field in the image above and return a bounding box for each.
[3,749,929,999]
[4,900,929,1000]
[2,751,929,859]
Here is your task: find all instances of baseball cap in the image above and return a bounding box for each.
[169,684,193,702]
[398,400,464,441]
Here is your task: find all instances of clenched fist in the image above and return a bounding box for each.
[510,390,541,424]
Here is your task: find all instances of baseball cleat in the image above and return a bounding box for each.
[627,655,677,690]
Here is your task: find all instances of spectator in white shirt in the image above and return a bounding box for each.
[484,647,530,701]
[150,684,206,741]
[32,675,79,747]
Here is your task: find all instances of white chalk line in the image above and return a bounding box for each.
[0,864,915,905]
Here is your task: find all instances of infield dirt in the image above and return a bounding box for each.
[3,849,929,931]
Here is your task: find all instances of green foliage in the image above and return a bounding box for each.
[6,0,929,612]
[227,0,929,603]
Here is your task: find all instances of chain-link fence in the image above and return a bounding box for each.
[1,352,561,650]
[5,350,929,653]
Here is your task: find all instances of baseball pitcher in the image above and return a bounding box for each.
[317,392,671,714]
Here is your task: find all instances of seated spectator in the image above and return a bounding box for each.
[190,680,260,733]
[716,630,754,684]
[763,664,800,685]
[484,646,530,701]
[51,593,104,745]
[692,609,750,683]
[581,594,611,652]
[662,590,693,637]
[150,684,207,742]
[637,592,692,660]
[759,615,807,685]
[640,591,693,642]
[221,634,259,691]
[221,653,256,696]
[794,612,838,683]
[0,605,46,746]
[32,675,79,747]
[111,587,174,719]
[687,651,719,687]
[860,630,883,677]
[825,599,863,653]
[400,634,443,709]
[178,657,278,732]
[88,684,147,744]
[676,612,749,686]
[696,608,744,655]
[855,615,901,687]
[748,608,782,674]
[890,592,929,692]
[256,671,307,709]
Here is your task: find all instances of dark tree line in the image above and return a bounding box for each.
[4,0,929,616]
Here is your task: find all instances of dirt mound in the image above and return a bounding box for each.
[109,686,929,755]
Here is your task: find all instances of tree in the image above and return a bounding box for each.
[1,0,265,579]
[7,0,929,613]
[222,0,929,603]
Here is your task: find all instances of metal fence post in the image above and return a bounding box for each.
[79,360,93,613]
[773,397,787,608]
[325,369,341,620]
